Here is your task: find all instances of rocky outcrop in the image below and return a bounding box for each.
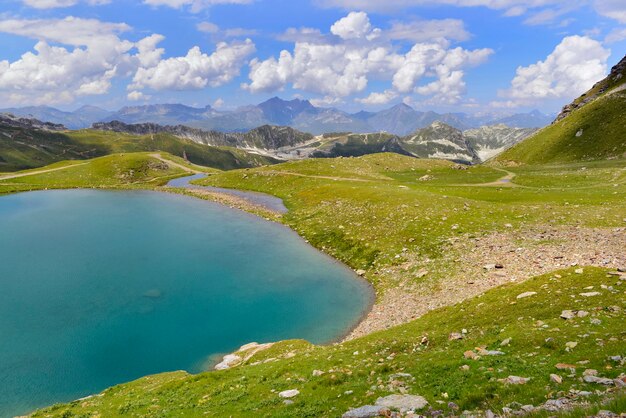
[555,54,626,123]
[401,121,480,164]
[0,113,66,131]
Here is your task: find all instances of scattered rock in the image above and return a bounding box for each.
[583,375,614,385]
[375,394,429,412]
[279,389,300,398]
[464,350,479,360]
[478,348,505,356]
[312,370,324,377]
[565,341,578,350]
[214,354,242,370]
[418,175,434,181]
[498,376,530,385]
[550,374,562,384]
[342,405,391,418]
[560,310,576,319]
[575,268,584,274]
[500,338,511,347]
[555,363,577,370]
[516,291,537,299]
[356,269,366,277]
[583,369,598,376]
[579,291,601,297]
[577,310,589,317]
[415,269,429,279]
[448,332,464,341]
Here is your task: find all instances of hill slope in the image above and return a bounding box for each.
[0,117,279,172]
[495,54,626,165]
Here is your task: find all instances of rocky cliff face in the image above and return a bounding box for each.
[555,54,626,123]
[401,121,479,164]
[464,124,537,161]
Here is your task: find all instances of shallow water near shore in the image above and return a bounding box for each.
[0,189,372,417]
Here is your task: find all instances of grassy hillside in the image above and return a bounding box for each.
[1,152,623,416]
[0,125,279,172]
[0,153,192,195]
[495,89,626,165]
[31,267,626,417]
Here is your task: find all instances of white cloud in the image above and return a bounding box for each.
[197,21,258,38]
[316,0,626,25]
[357,89,398,104]
[316,0,567,13]
[0,17,135,105]
[330,11,377,40]
[500,35,610,106]
[244,11,491,105]
[143,0,254,12]
[385,19,470,43]
[0,16,131,46]
[0,16,255,106]
[276,27,328,43]
[594,0,626,23]
[22,0,110,8]
[213,97,225,108]
[128,90,150,101]
[197,22,219,33]
[605,27,626,43]
[131,39,255,90]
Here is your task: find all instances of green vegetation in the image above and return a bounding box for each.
[0,105,623,416]
[495,93,626,165]
[192,154,625,284]
[31,267,626,417]
[0,125,278,172]
[0,153,191,195]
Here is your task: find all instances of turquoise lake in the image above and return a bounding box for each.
[0,190,373,417]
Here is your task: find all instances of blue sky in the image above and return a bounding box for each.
[0,0,625,114]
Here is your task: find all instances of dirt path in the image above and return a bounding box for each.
[0,162,89,181]
[262,170,376,182]
[454,167,518,187]
[149,153,202,174]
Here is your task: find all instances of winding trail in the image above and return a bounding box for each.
[260,170,377,182]
[148,153,202,174]
[0,162,89,181]
[453,167,517,187]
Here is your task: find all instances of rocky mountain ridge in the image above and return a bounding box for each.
[92,121,314,152]
[94,119,534,164]
[0,113,67,131]
[2,98,552,135]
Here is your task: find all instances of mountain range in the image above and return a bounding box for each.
[92,119,537,164]
[1,98,552,135]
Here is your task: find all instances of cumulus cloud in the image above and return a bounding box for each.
[131,39,255,90]
[128,90,150,101]
[0,16,256,106]
[330,11,379,40]
[244,11,492,105]
[499,35,610,106]
[357,90,398,105]
[0,17,135,105]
